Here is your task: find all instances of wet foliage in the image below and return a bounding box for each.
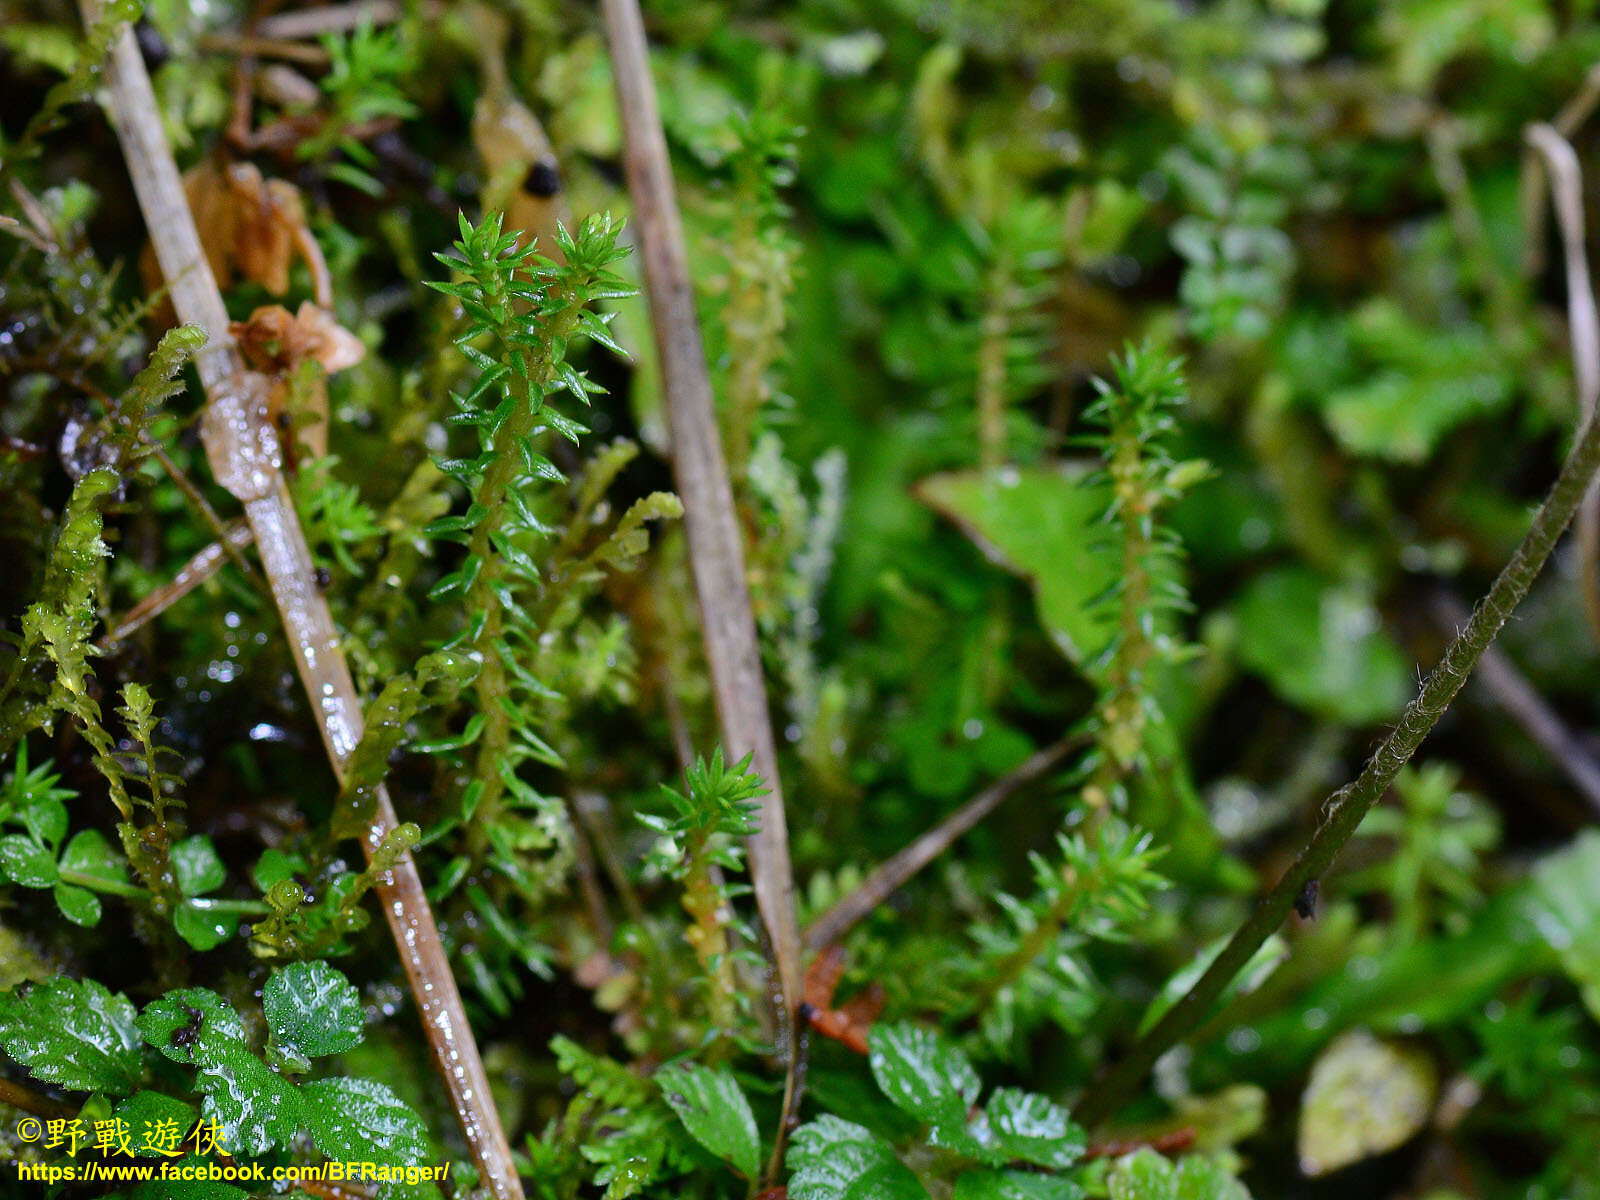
[6,0,1600,1197]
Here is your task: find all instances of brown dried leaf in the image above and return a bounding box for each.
[147,161,332,310]
[231,302,364,375]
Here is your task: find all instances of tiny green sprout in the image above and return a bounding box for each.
[268,879,306,914]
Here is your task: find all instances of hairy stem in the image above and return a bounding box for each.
[1074,400,1600,1129]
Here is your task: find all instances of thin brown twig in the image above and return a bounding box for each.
[599,0,804,1179]
[1428,588,1600,818]
[1427,116,1518,337]
[1526,122,1600,648]
[804,735,1085,950]
[566,795,616,949]
[573,790,647,925]
[146,441,262,586]
[197,32,330,66]
[82,9,525,1198]
[254,0,439,40]
[0,1076,74,1119]
[1523,63,1600,279]
[101,519,254,646]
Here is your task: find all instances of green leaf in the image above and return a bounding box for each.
[789,1115,929,1200]
[954,1171,1084,1200]
[132,1162,248,1200]
[252,848,307,891]
[300,1076,436,1185]
[657,1062,762,1181]
[1138,935,1287,1037]
[115,1090,198,1157]
[983,1088,1086,1170]
[1312,300,1513,464]
[1108,1148,1175,1199]
[1110,1148,1254,1199]
[1231,567,1410,724]
[172,835,226,897]
[0,833,58,886]
[1297,1028,1435,1177]
[869,1022,981,1136]
[21,797,67,850]
[137,988,246,1064]
[138,988,304,1156]
[263,960,364,1061]
[915,466,1118,672]
[1528,829,1600,1020]
[1173,1157,1251,1200]
[0,976,142,1092]
[54,882,101,925]
[197,1042,304,1155]
[173,900,240,951]
[61,829,128,888]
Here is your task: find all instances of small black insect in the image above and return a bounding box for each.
[134,19,170,71]
[1294,877,1320,920]
[313,566,332,590]
[169,1003,204,1052]
[523,158,563,198]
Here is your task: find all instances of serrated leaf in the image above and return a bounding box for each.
[0,976,141,1092]
[263,960,364,1061]
[54,882,100,926]
[657,1062,761,1181]
[301,1075,433,1160]
[1108,1148,1175,1199]
[869,1022,981,1134]
[171,835,226,897]
[137,988,246,1064]
[983,1088,1086,1170]
[131,1161,248,1200]
[115,1090,197,1157]
[1173,1156,1251,1200]
[198,1043,304,1155]
[0,834,57,886]
[789,1115,929,1200]
[954,1170,1084,1200]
